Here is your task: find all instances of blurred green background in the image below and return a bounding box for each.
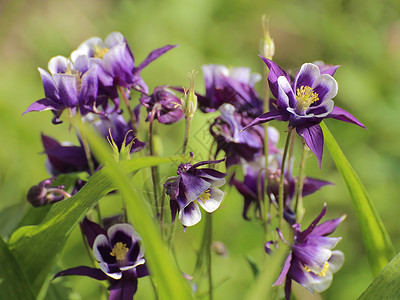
[1,0,400,299]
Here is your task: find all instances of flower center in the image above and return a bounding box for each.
[110,242,129,262]
[304,261,330,277]
[296,86,319,112]
[198,189,211,203]
[93,45,109,59]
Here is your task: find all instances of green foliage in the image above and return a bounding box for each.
[321,122,395,276]
[7,155,179,298]
[0,235,35,300]
[359,251,400,299]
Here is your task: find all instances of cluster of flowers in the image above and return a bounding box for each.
[24,31,364,299]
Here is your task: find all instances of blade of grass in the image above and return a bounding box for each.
[321,121,394,275]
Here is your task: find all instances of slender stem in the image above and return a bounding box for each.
[149,104,161,217]
[182,117,192,155]
[118,86,137,133]
[294,141,308,223]
[263,67,270,170]
[206,213,213,300]
[278,129,293,226]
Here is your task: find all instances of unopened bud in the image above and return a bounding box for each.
[181,70,198,119]
[260,15,275,60]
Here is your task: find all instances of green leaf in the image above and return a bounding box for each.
[358,251,400,299]
[244,243,289,300]
[0,234,35,300]
[321,122,395,275]
[8,156,177,298]
[86,127,194,300]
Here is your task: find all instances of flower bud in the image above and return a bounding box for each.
[181,70,198,119]
[27,178,69,207]
[260,15,275,60]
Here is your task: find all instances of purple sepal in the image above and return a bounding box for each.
[242,109,289,131]
[273,252,292,286]
[23,98,62,115]
[54,266,107,281]
[134,45,178,73]
[109,277,138,300]
[81,217,107,248]
[296,124,324,168]
[258,55,290,99]
[302,178,333,197]
[328,106,366,128]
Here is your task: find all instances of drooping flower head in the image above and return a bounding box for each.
[164,158,226,227]
[71,32,177,107]
[139,86,183,124]
[243,57,365,166]
[198,64,263,116]
[273,205,345,299]
[55,218,148,300]
[26,178,70,207]
[24,55,98,124]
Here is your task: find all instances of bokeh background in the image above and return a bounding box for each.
[1,0,400,299]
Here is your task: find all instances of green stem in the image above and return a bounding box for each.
[294,141,308,223]
[206,213,213,300]
[278,129,293,227]
[149,104,161,217]
[118,86,137,134]
[182,117,192,155]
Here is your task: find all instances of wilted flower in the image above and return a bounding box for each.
[139,86,183,124]
[273,205,345,299]
[164,158,226,227]
[26,178,70,207]
[198,64,263,116]
[24,55,98,124]
[55,218,148,300]
[243,57,365,166]
[210,104,274,168]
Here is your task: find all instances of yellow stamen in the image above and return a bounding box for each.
[110,242,129,262]
[93,44,109,59]
[296,86,319,111]
[304,261,330,277]
[198,189,211,204]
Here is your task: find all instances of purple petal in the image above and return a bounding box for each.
[258,56,291,99]
[105,32,125,48]
[109,277,138,300]
[273,251,292,286]
[242,110,289,131]
[287,259,314,293]
[54,266,107,281]
[78,66,98,106]
[48,56,70,75]
[135,264,149,278]
[328,106,366,128]
[23,98,62,115]
[135,44,178,73]
[320,65,340,76]
[296,124,324,168]
[277,76,296,109]
[108,223,138,249]
[294,63,320,90]
[312,215,346,236]
[312,74,338,101]
[302,177,333,197]
[179,202,202,227]
[292,244,332,275]
[93,234,115,264]
[80,217,107,249]
[306,235,342,250]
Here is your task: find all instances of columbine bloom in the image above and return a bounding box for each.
[55,218,148,300]
[243,57,365,166]
[26,178,70,207]
[71,32,177,99]
[198,64,263,116]
[24,55,98,124]
[164,158,226,227]
[139,86,183,124]
[273,205,345,299]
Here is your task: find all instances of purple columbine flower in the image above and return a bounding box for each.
[243,57,365,166]
[71,32,177,100]
[23,55,98,124]
[26,178,70,207]
[139,86,183,124]
[164,158,226,227]
[210,104,276,168]
[55,218,148,300]
[273,205,345,299]
[198,64,263,116]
